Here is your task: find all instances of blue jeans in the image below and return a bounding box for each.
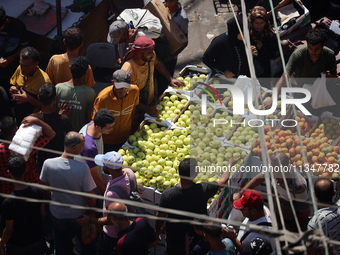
[96,231,118,255]
[51,214,94,255]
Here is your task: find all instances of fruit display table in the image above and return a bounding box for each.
[117,65,340,221]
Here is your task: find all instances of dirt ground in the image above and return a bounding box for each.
[173,0,237,77]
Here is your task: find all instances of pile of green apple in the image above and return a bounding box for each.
[156,94,188,122]
[118,123,190,192]
[200,79,230,103]
[227,98,261,114]
[190,104,240,139]
[261,96,282,119]
[207,110,240,138]
[174,109,190,128]
[192,145,247,182]
[227,124,259,146]
[177,74,207,91]
[190,104,213,126]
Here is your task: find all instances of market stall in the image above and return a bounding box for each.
[117,64,340,222]
[0,0,111,63]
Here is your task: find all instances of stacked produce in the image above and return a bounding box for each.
[156,94,188,122]
[281,116,316,136]
[190,105,240,138]
[118,124,190,192]
[177,73,207,91]
[226,124,259,146]
[118,63,340,197]
[310,118,340,140]
[251,127,340,179]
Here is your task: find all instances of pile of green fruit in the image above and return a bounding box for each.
[118,124,190,192]
[156,94,188,122]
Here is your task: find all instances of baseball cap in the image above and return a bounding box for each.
[233,190,263,210]
[112,69,131,89]
[107,20,128,45]
[242,237,273,255]
[94,151,124,170]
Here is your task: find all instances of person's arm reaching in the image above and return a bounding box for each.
[185,233,194,255]
[0,220,14,255]
[137,103,159,118]
[154,57,185,88]
[232,172,264,201]
[263,72,291,109]
[22,116,56,141]
[155,211,166,241]
[217,157,240,190]
[90,166,106,195]
[77,213,112,226]
[85,190,96,210]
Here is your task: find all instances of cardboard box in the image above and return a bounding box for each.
[144,0,188,59]
[278,0,311,38]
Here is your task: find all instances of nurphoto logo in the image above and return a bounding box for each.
[201,85,312,116]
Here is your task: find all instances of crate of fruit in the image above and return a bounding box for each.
[196,74,235,105]
[119,121,189,191]
[223,116,259,149]
[155,91,189,122]
[309,112,340,144]
[207,108,237,140]
[172,102,190,128]
[276,110,318,138]
[190,99,215,127]
[177,65,212,93]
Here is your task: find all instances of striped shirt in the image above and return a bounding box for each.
[308,199,340,254]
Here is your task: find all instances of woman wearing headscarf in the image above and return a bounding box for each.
[202,16,261,78]
[249,6,279,77]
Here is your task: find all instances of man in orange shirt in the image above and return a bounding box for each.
[92,69,139,152]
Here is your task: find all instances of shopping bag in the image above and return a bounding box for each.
[233,75,262,103]
[304,74,336,109]
[118,9,162,39]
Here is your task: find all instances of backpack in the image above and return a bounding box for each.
[240,221,272,243]
[108,171,146,217]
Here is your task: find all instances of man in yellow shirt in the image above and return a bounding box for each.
[121,36,184,127]
[92,69,139,152]
[9,46,51,125]
[46,27,95,87]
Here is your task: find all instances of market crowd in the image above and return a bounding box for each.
[0,0,339,254]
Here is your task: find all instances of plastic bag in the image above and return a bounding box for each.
[305,74,336,109]
[233,75,262,102]
[118,9,162,39]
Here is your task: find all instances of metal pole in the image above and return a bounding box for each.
[56,0,62,36]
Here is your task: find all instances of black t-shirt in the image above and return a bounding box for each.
[116,217,156,255]
[2,186,44,246]
[159,182,219,244]
[0,17,28,58]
